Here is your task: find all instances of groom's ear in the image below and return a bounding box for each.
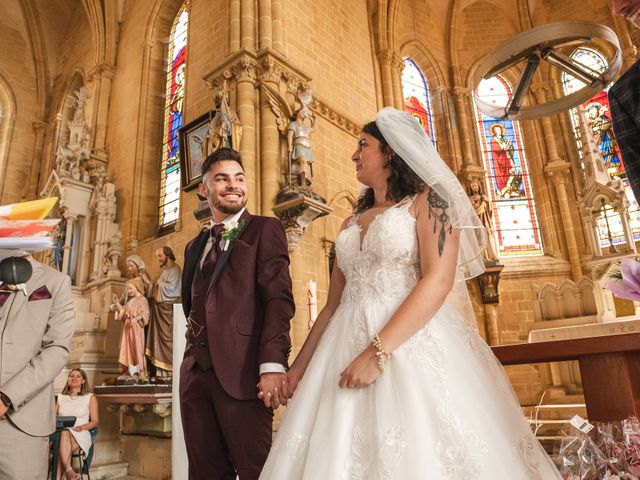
[198,182,208,200]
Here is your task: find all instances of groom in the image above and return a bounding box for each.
[180,148,295,480]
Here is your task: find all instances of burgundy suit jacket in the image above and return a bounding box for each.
[181,210,295,400]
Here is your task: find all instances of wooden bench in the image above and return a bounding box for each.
[492,332,640,422]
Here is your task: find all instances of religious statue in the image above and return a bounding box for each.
[125,255,152,298]
[145,246,181,381]
[200,90,243,159]
[263,84,317,188]
[287,107,316,186]
[468,178,499,262]
[111,278,150,381]
[72,87,89,123]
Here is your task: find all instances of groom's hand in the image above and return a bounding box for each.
[257,373,288,409]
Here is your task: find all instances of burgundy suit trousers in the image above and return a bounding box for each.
[179,360,273,480]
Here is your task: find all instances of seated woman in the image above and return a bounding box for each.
[56,369,99,480]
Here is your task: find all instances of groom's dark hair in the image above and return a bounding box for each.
[355,121,425,214]
[201,148,244,178]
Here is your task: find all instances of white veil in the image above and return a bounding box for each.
[375,107,487,326]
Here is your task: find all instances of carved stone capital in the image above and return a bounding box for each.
[231,57,257,85]
[461,164,487,186]
[451,86,470,98]
[88,63,116,82]
[32,121,47,133]
[531,83,551,103]
[273,192,332,252]
[377,49,401,67]
[544,160,571,185]
[256,49,310,92]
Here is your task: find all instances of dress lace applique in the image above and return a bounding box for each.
[403,322,447,383]
[285,433,309,462]
[513,436,543,480]
[342,424,407,480]
[437,396,488,479]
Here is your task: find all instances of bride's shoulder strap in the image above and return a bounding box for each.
[342,215,357,230]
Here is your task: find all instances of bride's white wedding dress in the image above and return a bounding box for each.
[260,198,561,479]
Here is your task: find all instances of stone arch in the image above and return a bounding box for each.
[0,74,17,202]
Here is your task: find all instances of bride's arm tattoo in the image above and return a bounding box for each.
[427,188,453,257]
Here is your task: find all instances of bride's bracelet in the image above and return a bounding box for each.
[371,334,390,371]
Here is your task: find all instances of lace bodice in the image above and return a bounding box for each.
[336,198,420,305]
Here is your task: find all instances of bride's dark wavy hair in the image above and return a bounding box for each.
[354,121,425,214]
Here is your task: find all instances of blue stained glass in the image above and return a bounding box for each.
[159,4,188,228]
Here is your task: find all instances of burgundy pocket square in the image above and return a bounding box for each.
[28,285,52,301]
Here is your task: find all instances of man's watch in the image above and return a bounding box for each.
[0,391,12,408]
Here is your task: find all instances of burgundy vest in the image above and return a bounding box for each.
[187,265,213,370]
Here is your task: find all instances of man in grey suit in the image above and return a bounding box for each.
[0,257,75,479]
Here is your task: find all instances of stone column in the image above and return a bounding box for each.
[89,63,116,155]
[26,121,47,197]
[484,304,501,346]
[535,85,582,279]
[390,54,405,110]
[259,59,282,215]
[232,58,258,213]
[272,0,285,54]
[240,0,255,50]
[451,87,478,167]
[615,203,637,253]
[377,50,397,107]
[258,0,272,50]
[545,161,583,280]
[229,0,241,52]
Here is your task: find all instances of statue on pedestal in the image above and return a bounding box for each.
[111,277,150,382]
[263,84,317,189]
[145,246,181,382]
[468,178,499,262]
[200,90,243,160]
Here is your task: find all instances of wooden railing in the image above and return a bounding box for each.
[492,332,640,422]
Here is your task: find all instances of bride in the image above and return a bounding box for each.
[259,107,561,479]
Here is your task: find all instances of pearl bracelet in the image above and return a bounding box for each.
[371,334,390,371]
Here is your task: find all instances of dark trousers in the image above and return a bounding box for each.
[179,359,273,480]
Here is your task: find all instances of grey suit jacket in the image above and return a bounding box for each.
[0,260,74,436]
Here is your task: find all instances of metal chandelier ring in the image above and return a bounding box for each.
[473,21,622,120]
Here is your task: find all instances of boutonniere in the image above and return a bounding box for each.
[220,220,246,251]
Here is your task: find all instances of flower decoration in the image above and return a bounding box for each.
[606,258,640,303]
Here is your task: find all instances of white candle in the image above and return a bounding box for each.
[307,280,317,329]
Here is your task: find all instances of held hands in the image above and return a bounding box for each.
[339,345,381,389]
[257,373,289,409]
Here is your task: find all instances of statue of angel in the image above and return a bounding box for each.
[263,85,316,187]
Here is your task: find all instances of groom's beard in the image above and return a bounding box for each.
[211,190,247,215]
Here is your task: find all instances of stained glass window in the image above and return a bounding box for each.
[561,47,640,247]
[159,4,188,228]
[473,76,543,257]
[401,58,436,145]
